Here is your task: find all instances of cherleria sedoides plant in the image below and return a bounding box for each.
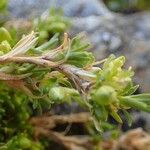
[0,27,149,149]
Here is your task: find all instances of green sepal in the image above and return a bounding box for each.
[34,33,59,53]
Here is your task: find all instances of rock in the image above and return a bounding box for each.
[8,0,111,18]
[48,0,111,17]
[69,15,124,59]
[121,111,150,132]
[131,112,150,131]
[8,0,51,18]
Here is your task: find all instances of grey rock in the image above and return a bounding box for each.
[8,0,111,18]
[49,0,111,17]
[8,0,51,18]
[69,15,124,59]
[131,112,150,132]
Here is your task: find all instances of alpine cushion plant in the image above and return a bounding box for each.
[0,28,149,149]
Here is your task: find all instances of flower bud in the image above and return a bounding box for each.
[94,85,117,105]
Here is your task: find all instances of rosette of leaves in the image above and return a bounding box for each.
[90,55,150,127]
[0,28,149,148]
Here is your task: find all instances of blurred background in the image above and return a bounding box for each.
[0,0,150,143]
[104,0,150,13]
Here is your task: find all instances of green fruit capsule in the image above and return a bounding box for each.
[94,85,117,105]
[0,27,12,42]
[19,137,31,149]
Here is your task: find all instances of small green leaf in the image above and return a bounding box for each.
[129,94,150,105]
[34,33,59,52]
[122,109,132,126]
[110,110,122,123]
[33,99,39,109]
[120,97,150,112]
[122,85,139,96]
[93,106,108,121]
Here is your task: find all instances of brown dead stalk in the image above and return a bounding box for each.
[29,113,92,150]
[30,112,91,130]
